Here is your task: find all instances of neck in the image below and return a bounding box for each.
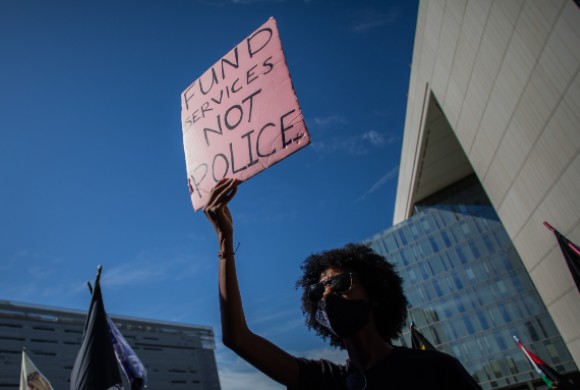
[343,325,393,371]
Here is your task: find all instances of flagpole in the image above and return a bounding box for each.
[96,264,103,286]
[513,336,546,379]
[87,265,102,295]
[543,221,555,232]
[543,221,580,256]
[87,265,103,295]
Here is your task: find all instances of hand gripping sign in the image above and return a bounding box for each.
[181,17,310,211]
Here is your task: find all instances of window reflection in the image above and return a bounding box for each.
[367,176,576,389]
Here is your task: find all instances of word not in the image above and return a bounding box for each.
[188,107,303,199]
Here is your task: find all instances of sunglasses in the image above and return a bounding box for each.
[307,272,356,302]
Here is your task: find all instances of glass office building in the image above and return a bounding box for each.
[367,175,578,389]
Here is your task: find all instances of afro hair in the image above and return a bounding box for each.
[296,243,408,348]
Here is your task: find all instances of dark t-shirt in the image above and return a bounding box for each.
[289,346,482,390]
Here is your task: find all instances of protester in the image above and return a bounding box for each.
[204,178,482,389]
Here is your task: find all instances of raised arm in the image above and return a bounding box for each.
[203,178,300,387]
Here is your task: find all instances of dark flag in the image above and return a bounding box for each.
[70,266,123,390]
[107,316,147,390]
[544,222,580,292]
[514,336,573,389]
[410,322,436,351]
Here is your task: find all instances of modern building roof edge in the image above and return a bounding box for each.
[0,299,213,332]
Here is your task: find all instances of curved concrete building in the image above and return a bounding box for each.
[395,0,580,364]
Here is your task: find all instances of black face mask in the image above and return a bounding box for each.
[315,295,371,339]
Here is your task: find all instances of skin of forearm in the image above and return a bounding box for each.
[219,252,250,349]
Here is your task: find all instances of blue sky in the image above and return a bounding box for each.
[0,0,418,388]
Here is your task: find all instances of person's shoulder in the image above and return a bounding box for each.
[390,346,458,363]
[388,347,482,389]
[292,357,348,390]
[295,356,347,373]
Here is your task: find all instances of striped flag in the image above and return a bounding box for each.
[20,350,54,390]
[410,322,436,351]
[514,336,571,389]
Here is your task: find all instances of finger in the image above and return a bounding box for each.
[221,180,238,203]
[224,206,233,224]
[205,178,236,209]
[210,178,238,208]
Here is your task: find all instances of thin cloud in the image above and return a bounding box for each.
[219,367,281,390]
[356,165,399,203]
[351,9,399,33]
[103,262,165,288]
[248,308,298,326]
[295,346,348,363]
[0,269,88,303]
[0,248,209,303]
[0,250,78,301]
[215,348,282,390]
[312,115,347,129]
[373,108,392,117]
[214,343,347,390]
[102,252,209,288]
[232,0,287,3]
[0,250,29,272]
[311,136,369,156]
[260,318,304,338]
[362,130,384,146]
[312,130,394,156]
[197,0,288,5]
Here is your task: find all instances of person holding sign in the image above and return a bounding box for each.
[204,178,481,389]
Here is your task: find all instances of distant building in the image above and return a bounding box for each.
[396,0,580,367]
[367,175,578,389]
[0,300,220,389]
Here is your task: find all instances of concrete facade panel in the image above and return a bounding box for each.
[418,42,436,82]
[455,99,480,152]
[569,339,580,374]
[547,289,580,363]
[565,67,580,124]
[491,59,566,214]
[432,3,462,105]
[516,0,560,59]
[530,246,577,306]
[458,65,492,151]
[495,185,531,239]
[423,0,445,60]
[539,155,580,234]
[513,215,556,271]
[494,0,524,24]
[443,78,462,130]
[539,25,580,99]
[448,0,490,141]
[482,157,513,214]
[469,131,496,184]
[561,0,580,43]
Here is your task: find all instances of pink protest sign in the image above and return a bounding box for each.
[181,17,310,211]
